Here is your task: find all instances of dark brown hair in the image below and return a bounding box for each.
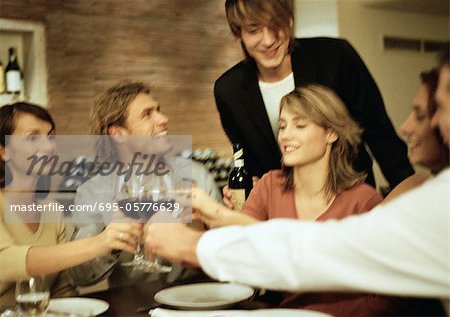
[438,41,449,68]
[420,68,439,117]
[225,0,295,61]
[0,102,55,189]
[420,68,449,172]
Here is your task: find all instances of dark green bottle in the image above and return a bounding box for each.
[228,143,252,210]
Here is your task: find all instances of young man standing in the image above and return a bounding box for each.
[215,0,413,187]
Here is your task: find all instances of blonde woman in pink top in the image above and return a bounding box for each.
[192,85,413,316]
[242,84,380,223]
[196,85,381,226]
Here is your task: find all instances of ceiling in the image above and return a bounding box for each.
[361,0,449,16]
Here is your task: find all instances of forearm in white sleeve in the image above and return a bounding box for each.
[197,169,450,298]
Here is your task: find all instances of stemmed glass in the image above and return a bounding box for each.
[114,173,173,273]
[15,277,49,317]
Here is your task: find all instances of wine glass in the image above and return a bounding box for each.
[15,277,49,317]
[139,172,185,272]
[140,173,194,267]
[114,173,172,273]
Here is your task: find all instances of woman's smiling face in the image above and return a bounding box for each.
[278,107,334,168]
[399,84,445,171]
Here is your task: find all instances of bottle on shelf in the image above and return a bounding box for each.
[0,58,5,94]
[228,143,253,211]
[5,47,22,95]
[204,151,217,171]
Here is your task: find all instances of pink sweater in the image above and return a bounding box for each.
[242,170,410,317]
[243,170,382,221]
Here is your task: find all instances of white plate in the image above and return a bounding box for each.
[247,309,331,316]
[154,283,255,310]
[150,308,331,317]
[48,298,109,316]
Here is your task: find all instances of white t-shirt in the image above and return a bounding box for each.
[258,73,295,138]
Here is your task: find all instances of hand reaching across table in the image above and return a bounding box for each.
[144,223,202,267]
[192,188,258,228]
[143,188,258,267]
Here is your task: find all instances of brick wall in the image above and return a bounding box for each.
[0,0,242,154]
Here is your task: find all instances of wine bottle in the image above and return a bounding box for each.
[0,58,5,94]
[5,47,22,94]
[228,143,252,210]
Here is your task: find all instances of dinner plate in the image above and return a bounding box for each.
[150,308,331,317]
[48,297,109,316]
[154,282,255,310]
[247,309,331,316]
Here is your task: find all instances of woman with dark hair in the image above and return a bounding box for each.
[385,68,449,202]
[0,102,55,191]
[0,102,142,306]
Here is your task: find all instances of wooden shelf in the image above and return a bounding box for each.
[0,94,19,105]
[0,18,48,107]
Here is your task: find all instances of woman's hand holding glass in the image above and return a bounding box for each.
[95,221,143,256]
[191,187,231,228]
[192,188,259,228]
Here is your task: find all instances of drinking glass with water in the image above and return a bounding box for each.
[15,277,49,316]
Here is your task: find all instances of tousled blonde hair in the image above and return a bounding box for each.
[280,85,366,201]
[90,81,151,161]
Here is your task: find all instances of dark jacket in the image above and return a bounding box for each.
[214,37,414,187]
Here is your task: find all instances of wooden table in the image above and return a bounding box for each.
[86,279,166,316]
[85,278,270,316]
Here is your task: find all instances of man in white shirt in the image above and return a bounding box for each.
[144,49,450,311]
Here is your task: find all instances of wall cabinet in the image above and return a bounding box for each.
[0,18,48,106]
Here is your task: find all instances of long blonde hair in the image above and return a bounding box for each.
[280,85,366,201]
